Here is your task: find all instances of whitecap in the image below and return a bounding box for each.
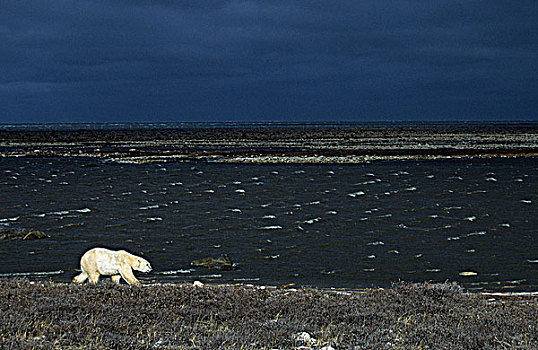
[155,269,194,275]
[367,241,384,246]
[122,192,133,196]
[304,218,321,224]
[363,268,375,272]
[459,271,478,276]
[261,203,272,208]
[405,187,417,191]
[520,199,532,204]
[204,189,215,193]
[146,217,163,221]
[367,255,376,259]
[59,182,69,185]
[527,259,538,263]
[388,250,400,254]
[199,274,222,278]
[230,209,242,213]
[140,205,160,210]
[75,208,91,213]
[271,171,279,175]
[0,270,64,277]
[465,216,477,222]
[426,269,441,272]
[326,211,338,215]
[366,173,375,177]
[265,255,280,259]
[447,236,461,241]
[262,215,277,219]
[347,191,365,198]
[426,174,435,178]
[327,171,335,175]
[233,181,242,185]
[307,201,321,205]
[0,216,20,222]
[52,211,70,216]
[468,231,486,236]
[235,189,246,193]
[169,182,183,186]
[485,177,497,182]
[261,226,282,230]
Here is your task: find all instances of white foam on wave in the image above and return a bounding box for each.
[367,241,384,246]
[0,216,20,222]
[485,177,498,182]
[347,191,365,198]
[75,208,91,213]
[262,215,277,219]
[304,217,321,224]
[230,208,242,213]
[155,269,194,275]
[0,270,64,277]
[235,189,246,193]
[139,204,160,210]
[146,217,163,221]
[520,199,532,204]
[261,225,282,230]
[448,231,486,241]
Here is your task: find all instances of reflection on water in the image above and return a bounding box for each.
[0,157,537,291]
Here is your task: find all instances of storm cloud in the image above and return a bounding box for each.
[1,1,536,122]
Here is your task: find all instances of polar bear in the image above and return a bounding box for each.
[72,248,152,286]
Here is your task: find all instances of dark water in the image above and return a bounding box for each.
[1,157,537,291]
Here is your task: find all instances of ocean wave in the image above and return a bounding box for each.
[154,269,195,275]
[0,270,64,277]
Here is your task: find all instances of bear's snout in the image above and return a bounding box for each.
[141,263,152,273]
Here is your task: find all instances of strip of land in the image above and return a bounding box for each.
[1,123,537,163]
[0,280,536,349]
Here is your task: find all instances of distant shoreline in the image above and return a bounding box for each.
[1,122,537,164]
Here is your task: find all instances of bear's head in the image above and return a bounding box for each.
[135,257,152,273]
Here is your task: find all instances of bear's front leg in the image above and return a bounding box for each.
[120,266,141,286]
[111,275,121,284]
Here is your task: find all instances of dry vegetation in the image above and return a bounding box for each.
[0,280,536,349]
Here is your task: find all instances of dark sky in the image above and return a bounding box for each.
[1,1,537,123]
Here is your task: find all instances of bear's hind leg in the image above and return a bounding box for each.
[72,272,88,284]
[87,271,100,284]
[111,275,121,284]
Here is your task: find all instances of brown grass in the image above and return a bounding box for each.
[0,279,536,349]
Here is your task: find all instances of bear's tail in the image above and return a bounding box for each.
[72,272,88,284]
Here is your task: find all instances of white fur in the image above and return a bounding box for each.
[73,247,152,286]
